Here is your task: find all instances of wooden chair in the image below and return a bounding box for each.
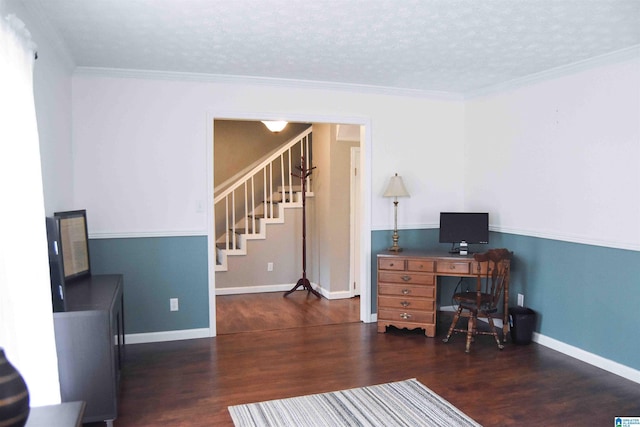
[442,248,512,353]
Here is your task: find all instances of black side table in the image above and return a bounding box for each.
[25,401,85,427]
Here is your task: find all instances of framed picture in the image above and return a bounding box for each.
[54,209,91,281]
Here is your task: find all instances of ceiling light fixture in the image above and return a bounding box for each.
[261,120,288,133]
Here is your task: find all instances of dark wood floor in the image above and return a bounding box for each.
[102,291,639,426]
[216,290,361,334]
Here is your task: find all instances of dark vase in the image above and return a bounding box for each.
[0,348,30,427]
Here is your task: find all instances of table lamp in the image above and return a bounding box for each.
[383,173,410,251]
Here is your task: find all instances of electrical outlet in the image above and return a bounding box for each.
[170,298,179,311]
[267,262,274,272]
[517,293,524,307]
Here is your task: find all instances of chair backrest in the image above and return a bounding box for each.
[473,248,512,310]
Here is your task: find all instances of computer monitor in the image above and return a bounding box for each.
[439,212,489,254]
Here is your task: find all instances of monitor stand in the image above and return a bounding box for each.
[448,241,471,255]
[459,241,468,255]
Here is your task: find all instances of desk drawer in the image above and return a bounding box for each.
[378,258,405,271]
[378,296,435,312]
[378,271,434,285]
[378,308,435,324]
[378,283,435,299]
[436,261,471,275]
[407,259,435,272]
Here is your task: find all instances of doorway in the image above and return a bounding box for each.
[207,114,372,337]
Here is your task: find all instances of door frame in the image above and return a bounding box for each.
[349,145,361,297]
[207,111,373,337]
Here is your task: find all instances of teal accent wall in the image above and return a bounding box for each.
[372,229,640,371]
[89,232,639,372]
[89,236,209,334]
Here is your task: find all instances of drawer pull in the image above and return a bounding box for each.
[401,275,411,282]
[400,313,412,320]
[402,289,411,295]
[450,265,456,270]
[400,301,410,307]
[389,263,394,267]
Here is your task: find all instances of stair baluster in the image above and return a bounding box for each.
[214,127,313,271]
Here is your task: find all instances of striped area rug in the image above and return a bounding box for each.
[228,378,481,427]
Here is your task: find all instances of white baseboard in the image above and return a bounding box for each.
[216,283,295,295]
[320,289,354,300]
[125,328,210,344]
[438,305,639,383]
[532,332,640,385]
[126,285,349,344]
[216,283,353,300]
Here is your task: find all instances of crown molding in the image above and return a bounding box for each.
[73,66,465,101]
[74,45,639,102]
[465,45,640,99]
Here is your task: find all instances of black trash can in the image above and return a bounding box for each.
[509,307,537,345]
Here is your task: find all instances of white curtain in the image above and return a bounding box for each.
[0,11,62,405]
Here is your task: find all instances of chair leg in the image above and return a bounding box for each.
[487,316,504,350]
[465,315,476,353]
[443,306,463,343]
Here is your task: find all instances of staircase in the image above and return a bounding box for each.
[214,127,312,272]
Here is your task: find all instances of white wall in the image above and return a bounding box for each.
[309,123,333,292]
[465,57,640,250]
[32,30,74,214]
[71,74,465,330]
[71,72,466,237]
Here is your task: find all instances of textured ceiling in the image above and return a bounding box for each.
[29,0,640,94]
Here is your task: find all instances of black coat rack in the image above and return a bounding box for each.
[284,156,321,298]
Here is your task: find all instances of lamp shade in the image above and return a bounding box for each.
[383,173,410,198]
[261,120,288,132]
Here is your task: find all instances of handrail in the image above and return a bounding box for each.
[214,127,312,204]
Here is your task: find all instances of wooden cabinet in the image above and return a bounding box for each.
[377,255,437,337]
[53,274,124,426]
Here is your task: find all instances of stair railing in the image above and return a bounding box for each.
[214,127,312,251]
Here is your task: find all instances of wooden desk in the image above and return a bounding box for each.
[377,251,510,338]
